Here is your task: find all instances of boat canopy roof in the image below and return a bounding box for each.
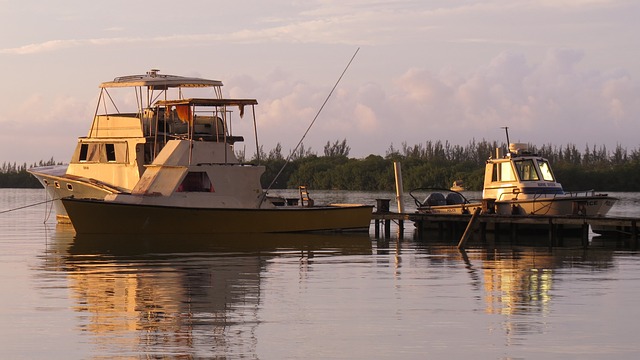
[100,69,223,90]
[155,98,258,107]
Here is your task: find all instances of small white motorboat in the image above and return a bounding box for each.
[412,142,617,225]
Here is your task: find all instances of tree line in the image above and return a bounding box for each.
[248,139,640,192]
[4,140,640,191]
[0,158,59,188]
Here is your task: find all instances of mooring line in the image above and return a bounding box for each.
[43,190,55,223]
[0,198,60,215]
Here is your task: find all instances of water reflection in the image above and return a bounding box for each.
[413,242,616,343]
[41,225,372,358]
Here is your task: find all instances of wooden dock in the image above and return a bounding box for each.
[371,210,640,249]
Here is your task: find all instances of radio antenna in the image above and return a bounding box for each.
[501,126,510,152]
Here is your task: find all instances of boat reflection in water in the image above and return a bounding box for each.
[43,225,372,358]
[40,223,622,357]
[413,242,615,344]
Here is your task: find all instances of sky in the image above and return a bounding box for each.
[1,0,639,164]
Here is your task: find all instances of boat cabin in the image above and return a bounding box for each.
[64,70,256,193]
[482,143,564,202]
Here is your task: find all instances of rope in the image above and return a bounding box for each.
[43,189,55,223]
[0,198,61,215]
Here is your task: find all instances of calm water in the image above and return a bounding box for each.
[2,189,640,359]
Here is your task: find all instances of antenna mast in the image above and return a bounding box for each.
[501,126,511,154]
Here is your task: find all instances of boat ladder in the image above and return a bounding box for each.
[299,186,314,207]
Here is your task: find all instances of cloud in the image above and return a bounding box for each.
[0,37,141,55]
[0,2,514,55]
[3,47,639,164]
[201,48,640,157]
[538,0,618,7]
[2,0,632,56]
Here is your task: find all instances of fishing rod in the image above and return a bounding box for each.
[259,47,360,205]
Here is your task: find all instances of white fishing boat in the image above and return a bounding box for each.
[412,142,617,218]
[31,70,373,234]
[29,69,223,223]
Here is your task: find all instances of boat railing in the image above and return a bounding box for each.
[510,189,598,201]
[564,189,598,197]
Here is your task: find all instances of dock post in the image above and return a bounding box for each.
[548,218,556,248]
[374,199,391,239]
[510,223,517,243]
[393,162,405,240]
[384,219,391,238]
[480,222,487,243]
[458,208,481,249]
[557,224,565,247]
[415,219,424,240]
[393,162,405,214]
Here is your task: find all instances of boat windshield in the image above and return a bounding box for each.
[537,159,555,181]
[514,159,539,181]
[491,161,517,182]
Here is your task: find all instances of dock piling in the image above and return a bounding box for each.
[457,207,482,249]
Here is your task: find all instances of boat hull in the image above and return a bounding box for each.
[29,166,120,222]
[495,195,617,216]
[61,198,374,234]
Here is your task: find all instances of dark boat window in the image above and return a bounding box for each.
[79,144,89,161]
[106,144,116,162]
[176,172,213,192]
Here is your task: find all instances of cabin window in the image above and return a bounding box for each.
[79,144,89,161]
[514,159,539,181]
[74,142,128,163]
[176,172,214,192]
[77,143,101,162]
[537,160,555,181]
[498,162,516,182]
[105,144,116,162]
